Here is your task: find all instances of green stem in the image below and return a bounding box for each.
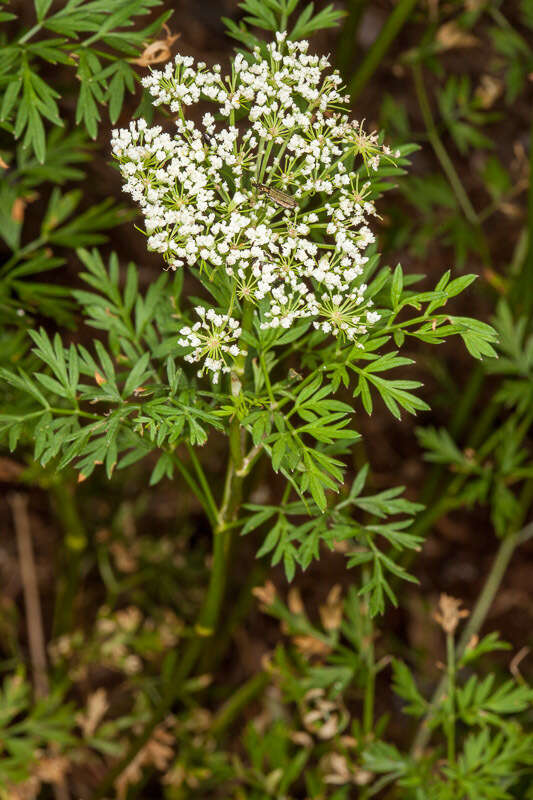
[267,137,292,183]
[478,179,528,224]
[280,0,288,32]
[171,453,217,528]
[211,672,270,738]
[509,111,533,316]
[336,0,368,76]
[186,443,219,527]
[260,351,275,405]
[446,632,455,765]
[362,599,375,737]
[409,397,501,543]
[257,140,274,184]
[419,364,486,507]
[1,236,47,275]
[18,23,43,44]
[348,0,418,102]
[412,63,480,229]
[200,564,266,673]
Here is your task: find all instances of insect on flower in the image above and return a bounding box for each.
[252,181,299,210]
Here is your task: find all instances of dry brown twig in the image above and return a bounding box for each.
[10,493,49,700]
[510,646,530,684]
[131,25,180,67]
[9,493,71,800]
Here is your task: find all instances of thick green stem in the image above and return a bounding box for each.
[348,0,418,102]
[175,304,254,672]
[200,564,266,673]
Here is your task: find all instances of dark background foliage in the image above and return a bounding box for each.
[1,0,532,797]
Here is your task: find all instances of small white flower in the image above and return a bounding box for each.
[178,308,246,383]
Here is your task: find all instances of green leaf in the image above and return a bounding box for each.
[25,105,46,164]
[123,352,150,397]
[358,374,373,414]
[0,76,22,122]
[390,263,403,310]
[362,741,407,775]
[289,2,345,39]
[391,660,427,717]
[34,0,54,21]
[446,273,477,298]
[108,67,127,124]
[306,469,327,512]
[271,434,288,472]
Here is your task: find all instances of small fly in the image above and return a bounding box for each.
[252,181,298,210]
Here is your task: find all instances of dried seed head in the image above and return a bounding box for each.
[115,723,175,799]
[5,776,41,799]
[433,593,469,635]
[115,605,142,631]
[252,580,277,608]
[287,586,305,615]
[319,584,343,630]
[321,752,351,784]
[301,687,348,739]
[110,541,139,573]
[292,635,332,657]
[264,768,283,794]
[76,688,109,738]
[290,730,313,747]
[35,756,69,784]
[475,75,503,109]
[353,769,374,786]
[184,708,212,732]
[436,21,479,50]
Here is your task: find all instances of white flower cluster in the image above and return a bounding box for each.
[178,307,245,384]
[111,33,399,380]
